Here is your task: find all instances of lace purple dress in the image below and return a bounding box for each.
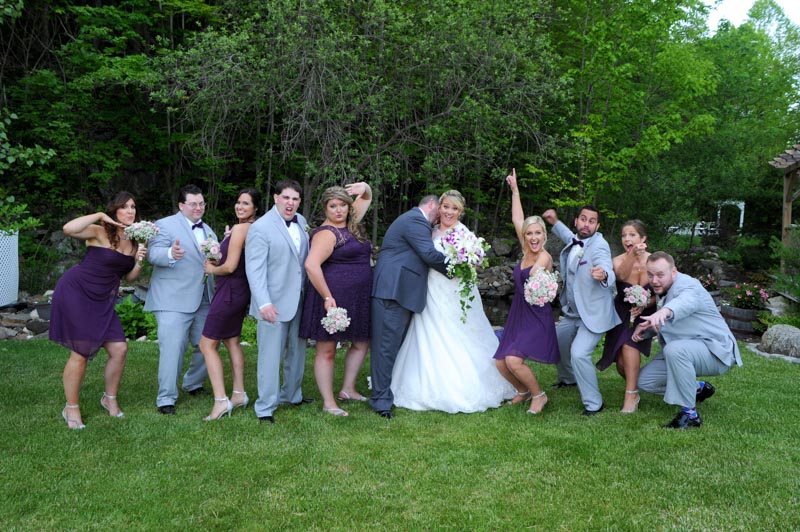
[299,226,372,342]
[49,246,135,359]
[493,263,559,363]
[596,280,654,371]
[202,233,251,340]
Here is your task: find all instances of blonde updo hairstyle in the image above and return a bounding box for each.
[320,186,367,242]
[521,215,547,246]
[438,189,466,219]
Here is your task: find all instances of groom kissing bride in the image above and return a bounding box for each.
[369,191,515,418]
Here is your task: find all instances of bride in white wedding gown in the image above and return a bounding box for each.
[391,190,516,413]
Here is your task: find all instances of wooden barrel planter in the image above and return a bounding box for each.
[720,304,759,333]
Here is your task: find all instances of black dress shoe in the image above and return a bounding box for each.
[258,415,275,424]
[696,382,716,403]
[158,405,176,415]
[376,410,394,419]
[581,403,605,416]
[551,381,578,389]
[291,397,315,406]
[186,387,208,396]
[664,411,702,429]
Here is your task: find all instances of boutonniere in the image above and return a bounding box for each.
[304,224,311,234]
[576,248,584,259]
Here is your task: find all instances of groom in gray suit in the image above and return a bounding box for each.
[543,206,620,415]
[634,251,742,429]
[245,179,310,424]
[370,195,448,418]
[145,185,215,414]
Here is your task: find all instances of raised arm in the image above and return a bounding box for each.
[345,182,372,224]
[506,168,526,248]
[63,212,122,242]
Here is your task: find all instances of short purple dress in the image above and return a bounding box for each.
[202,233,251,340]
[493,264,559,363]
[49,246,135,359]
[299,226,372,342]
[596,280,654,371]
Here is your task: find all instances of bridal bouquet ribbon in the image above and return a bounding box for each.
[321,307,350,334]
[124,221,160,241]
[200,237,222,283]
[440,226,490,323]
[523,268,560,307]
[623,284,651,328]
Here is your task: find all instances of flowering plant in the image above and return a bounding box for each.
[723,283,769,310]
[440,226,490,323]
[623,285,651,328]
[697,273,718,292]
[321,307,351,334]
[200,237,221,283]
[523,268,560,307]
[124,220,160,241]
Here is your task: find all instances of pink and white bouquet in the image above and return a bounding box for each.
[124,221,160,241]
[321,307,351,335]
[523,268,560,307]
[200,237,221,283]
[440,225,490,323]
[623,284,651,328]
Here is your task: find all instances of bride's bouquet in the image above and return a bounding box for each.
[321,307,351,335]
[440,226,490,323]
[124,221,159,241]
[523,268,560,307]
[623,285,651,328]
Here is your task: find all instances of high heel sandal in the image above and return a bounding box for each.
[231,390,249,410]
[204,397,233,421]
[100,392,125,418]
[62,404,86,430]
[337,391,368,402]
[621,389,640,414]
[508,389,531,405]
[526,391,548,415]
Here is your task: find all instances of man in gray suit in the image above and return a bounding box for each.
[543,206,620,415]
[145,185,215,414]
[245,179,310,424]
[370,195,448,418]
[634,251,742,429]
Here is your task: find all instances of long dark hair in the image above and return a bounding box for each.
[237,187,262,223]
[103,191,138,250]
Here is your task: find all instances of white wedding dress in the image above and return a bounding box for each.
[391,224,516,413]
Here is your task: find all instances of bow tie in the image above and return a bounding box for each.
[572,238,584,247]
[191,222,204,231]
[285,215,298,227]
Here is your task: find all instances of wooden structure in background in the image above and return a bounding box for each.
[769,143,800,273]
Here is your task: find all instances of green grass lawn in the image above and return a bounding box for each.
[1,339,798,529]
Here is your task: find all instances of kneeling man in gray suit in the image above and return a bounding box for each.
[634,251,742,429]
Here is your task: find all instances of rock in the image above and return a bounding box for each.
[758,324,800,358]
[765,295,792,317]
[490,238,513,257]
[0,326,17,340]
[26,319,50,335]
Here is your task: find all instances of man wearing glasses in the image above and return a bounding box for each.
[145,184,216,414]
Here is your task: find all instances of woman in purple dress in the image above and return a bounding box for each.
[493,169,560,416]
[199,188,260,421]
[597,220,655,413]
[300,183,372,417]
[50,191,147,429]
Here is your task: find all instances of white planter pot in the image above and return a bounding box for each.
[0,231,19,306]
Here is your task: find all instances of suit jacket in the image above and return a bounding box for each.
[371,208,447,313]
[144,212,216,313]
[657,272,742,367]
[245,206,310,322]
[552,220,620,333]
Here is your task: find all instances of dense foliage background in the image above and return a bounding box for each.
[1,0,799,290]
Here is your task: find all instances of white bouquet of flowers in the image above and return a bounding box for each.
[321,307,351,335]
[623,284,651,328]
[123,221,160,241]
[523,268,560,307]
[440,226,490,323]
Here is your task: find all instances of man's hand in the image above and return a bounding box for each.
[259,304,279,324]
[542,209,558,226]
[590,266,607,282]
[172,239,185,260]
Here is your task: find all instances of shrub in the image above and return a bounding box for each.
[754,310,800,333]
[115,295,157,339]
[241,316,257,345]
[723,283,769,310]
[696,273,718,291]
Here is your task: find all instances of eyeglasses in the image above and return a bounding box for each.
[183,202,206,209]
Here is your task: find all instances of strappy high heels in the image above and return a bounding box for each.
[231,390,250,410]
[509,389,531,405]
[62,404,85,430]
[204,396,233,421]
[621,389,640,414]
[100,392,125,418]
[526,391,548,415]
[337,391,368,402]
